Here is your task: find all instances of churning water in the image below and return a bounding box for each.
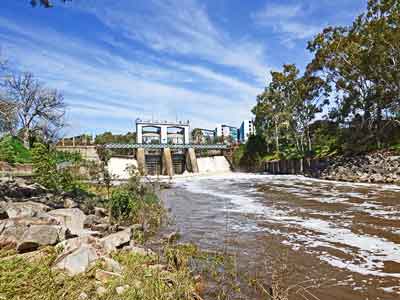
[162,173,400,300]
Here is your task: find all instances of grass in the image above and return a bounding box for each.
[389,143,400,154]
[0,247,98,300]
[0,244,200,300]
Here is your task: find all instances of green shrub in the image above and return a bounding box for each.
[31,143,84,193]
[55,150,82,163]
[109,188,139,222]
[0,135,31,164]
[0,136,16,163]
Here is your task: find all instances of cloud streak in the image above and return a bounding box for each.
[252,2,321,47]
[78,0,271,84]
[0,8,262,134]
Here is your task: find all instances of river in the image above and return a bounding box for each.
[161,173,400,300]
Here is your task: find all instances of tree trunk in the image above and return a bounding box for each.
[274,122,280,153]
[23,128,30,149]
[307,127,312,153]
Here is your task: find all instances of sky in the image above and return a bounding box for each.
[0,0,366,135]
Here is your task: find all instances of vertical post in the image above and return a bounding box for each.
[184,125,190,144]
[136,124,143,144]
[160,126,168,144]
[136,148,146,175]
[185,148,199,173]
[72,136,75,147]
[162,147,174,177]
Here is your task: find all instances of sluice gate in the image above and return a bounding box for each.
[104,143,229,177]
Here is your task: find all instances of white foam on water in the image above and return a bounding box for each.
[173,173,400,278]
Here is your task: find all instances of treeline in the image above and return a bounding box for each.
[252,0,400,162]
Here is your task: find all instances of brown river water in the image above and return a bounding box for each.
[160,173,400,300]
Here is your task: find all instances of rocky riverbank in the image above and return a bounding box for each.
[320,151,400,184]
[0,177,203,300]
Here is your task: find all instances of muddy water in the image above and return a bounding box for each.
[161,173,400,300]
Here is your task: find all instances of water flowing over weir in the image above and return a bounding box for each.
[197,156,231,173]
[161,173,400,300]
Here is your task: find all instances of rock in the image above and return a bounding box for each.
[116,285,130,295]
[83,215,102,228]
[48,208,86,236]
[95,269,122,283]
[56,236,101,253]
[370,173,384,183]
[0,204,8,220]
[124,245,155,256]
[94,207,107,218]
[100,228,132,252]
[163,231,180,243]
[78,292,88,300]
[91,223,109,233]
[0,178,47,199]
[0,216,61,249]
[4,201,50,218]
[55,244,99,275]
[63,198,78,209]
[96,286,107,296]
[101,257,122,273]
[17,225,67,253]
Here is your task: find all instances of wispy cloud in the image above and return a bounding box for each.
[0,10,261,134]
[252,2,321,47]
[253,3,303,19]
[77,0,271,84]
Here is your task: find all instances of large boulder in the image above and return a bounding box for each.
[54,244,99,275]
[0,178,47,199]
[56,236,102,253]
[0,216,61,248]
[17,225,67,253]
[48,208,86,236]
[100,228,132,252]
[2,201,50,218]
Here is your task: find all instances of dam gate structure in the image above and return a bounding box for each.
[105,119,229,177]
[104,143,229,177]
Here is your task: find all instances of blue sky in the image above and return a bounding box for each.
[0,0,365,135]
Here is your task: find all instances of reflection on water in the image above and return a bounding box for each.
[162,173,400,300]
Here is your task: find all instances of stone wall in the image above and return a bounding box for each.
[264,151,400,184]
[0,162,33,176]
[320,151,400,184]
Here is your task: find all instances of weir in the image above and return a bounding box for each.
[104,143,230,177]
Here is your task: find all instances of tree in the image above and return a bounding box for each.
[0,99,17,134]
[253,64,327,157]
[2,72,66,148]
[191,128,203,144]
[307,0,400,148]
[30,0,70,7]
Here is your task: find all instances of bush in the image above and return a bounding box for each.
[109,189,139,222]
[0,136,16,163]
[31,143,84,193]
[108,167,163,231]
[233,135,268,171]
[0,135,31,164]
